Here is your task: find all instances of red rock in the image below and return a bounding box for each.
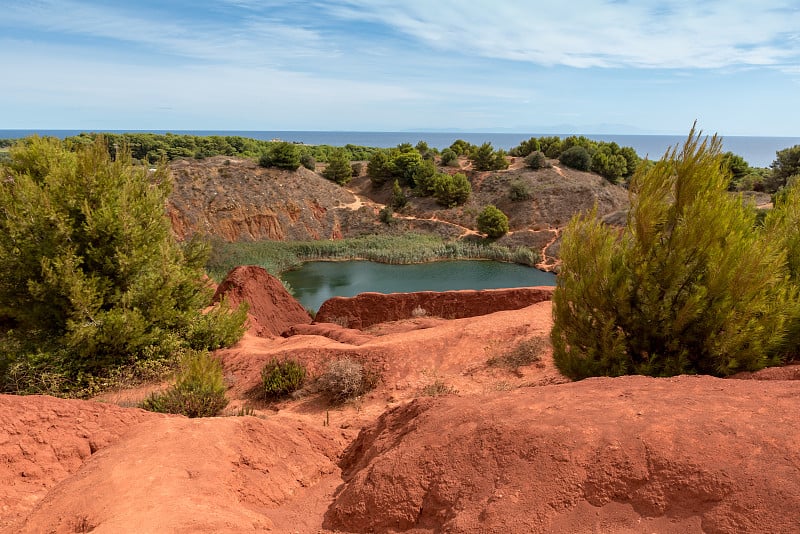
[327,375,800,533]
[213,265,311,337]
[315,286,554,329]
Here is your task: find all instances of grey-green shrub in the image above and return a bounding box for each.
[141,351,229,417]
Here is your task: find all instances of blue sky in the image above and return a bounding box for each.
[1,0,799,135]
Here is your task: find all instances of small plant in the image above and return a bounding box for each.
[509,180,533,202]
[411,305,428,318]
[300,154,316,171]
[420,379,458,397]
[316,358,380,404]
[379,206,394,224]
[524,150,549,169]
[261,358,306,400]
[235,405,255,416]
[141,351,229,417]
[487,336,548,375]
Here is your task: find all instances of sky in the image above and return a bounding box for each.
[1,0,799,135]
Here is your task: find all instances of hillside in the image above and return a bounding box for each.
[167,155,629,269]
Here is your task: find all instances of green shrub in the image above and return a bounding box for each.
[379,206,394,224]
[261,358,306,399]
[477,205,510,238]
[316,358,379,404]
[300,154,316,171]
[469,142,509,171]
[509,180,533,201]
[433,172,471,207]
[524,150,548,169]
[440,148,458,166]
[260,142,300,170]
[0,137,246,395]
[558,145,592,171]
[322,148,353,185]
[141,351,229,417]
[552,128,794,379]
[391,179,407,209]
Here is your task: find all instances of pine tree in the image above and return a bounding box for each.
[0,136,246,394]
[323,148,353,185]
[552,127,793,379]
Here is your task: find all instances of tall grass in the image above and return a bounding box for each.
[206,234,538,281]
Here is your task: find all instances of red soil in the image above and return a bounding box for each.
[213,265,311,337]
[4,266,800,533]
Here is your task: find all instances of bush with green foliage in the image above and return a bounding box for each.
[367,150,392,186]
[591,146,629,183]
[322,148,353,185]
[261,358,306,399]
[449,139,474,156]
[316,358,379,404]
[558,145,592,171]
[141,351,229,417]
[552,128,794,380]
[509,180,533,201]
[509,137,541,157]
[391,179,407,209]
[524,151,548,169]
[0,136,246,395]
[379,206,394,224]
[259,141,301,170]
[766,145,800,193]
[469,142,509,171]
[300,154,316,171]
[440,148,458,167]
[433,172,471,207]
[477,205,510,238]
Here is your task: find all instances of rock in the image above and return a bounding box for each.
[326,375,800,533]
[316,286,554,329]
[213,265,311,337]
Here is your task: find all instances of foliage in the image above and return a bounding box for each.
[767,145,800,193]
[390,149,424,186]
[469,142,508,171]
[552,128,794,380]
[538,136,564,158]
[509,180,533,201]
[300,154,316,171]
[316,358,380,404]
[448,139,474,156]
[591,145,629,183]
[379,206,394,224]
[558,145,592,171]
[259,141,300,170]
[524,150,548,170]
[367,150,392,186]
[391,179,407,209]
[477,205,510,238]
[261,358,306,399]
[140,351,229,417]
[721,151,749,190]
[419,379,458,397]
[433,172,471,207]
[206,233,538,281]
[509,137,541,157]
[322,148,353,185]
[0,136,246,395]
[411,159,437,193]
[440,148,458,167]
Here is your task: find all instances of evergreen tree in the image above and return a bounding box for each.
[477,205,509,238]
[322,148,353,185]
[552,128,793,379]
[0,136,247,394]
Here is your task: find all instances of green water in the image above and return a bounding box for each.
[281,260,556,312]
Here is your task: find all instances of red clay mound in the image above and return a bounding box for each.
[326,375,800,533]
[316,286,554,329]
[13,415,343,533]
[213,265,311,337]
[0,395,166,530]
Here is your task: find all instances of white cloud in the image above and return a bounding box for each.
[325,0,800,70]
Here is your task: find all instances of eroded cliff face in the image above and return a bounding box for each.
[315,286,555,329]
[167,157,379,242]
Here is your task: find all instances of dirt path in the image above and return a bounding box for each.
[536,228,561,270]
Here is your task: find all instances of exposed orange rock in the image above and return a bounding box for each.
[315,286,554,329]
[212,265,311,337]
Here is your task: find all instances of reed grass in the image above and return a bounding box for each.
[206,234,538,281]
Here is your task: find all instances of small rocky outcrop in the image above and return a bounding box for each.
[315,286,554,329]
[213,265,311,337]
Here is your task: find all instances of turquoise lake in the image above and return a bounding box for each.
[280,260,557,312]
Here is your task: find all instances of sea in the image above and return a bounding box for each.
[3,129,799,168]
